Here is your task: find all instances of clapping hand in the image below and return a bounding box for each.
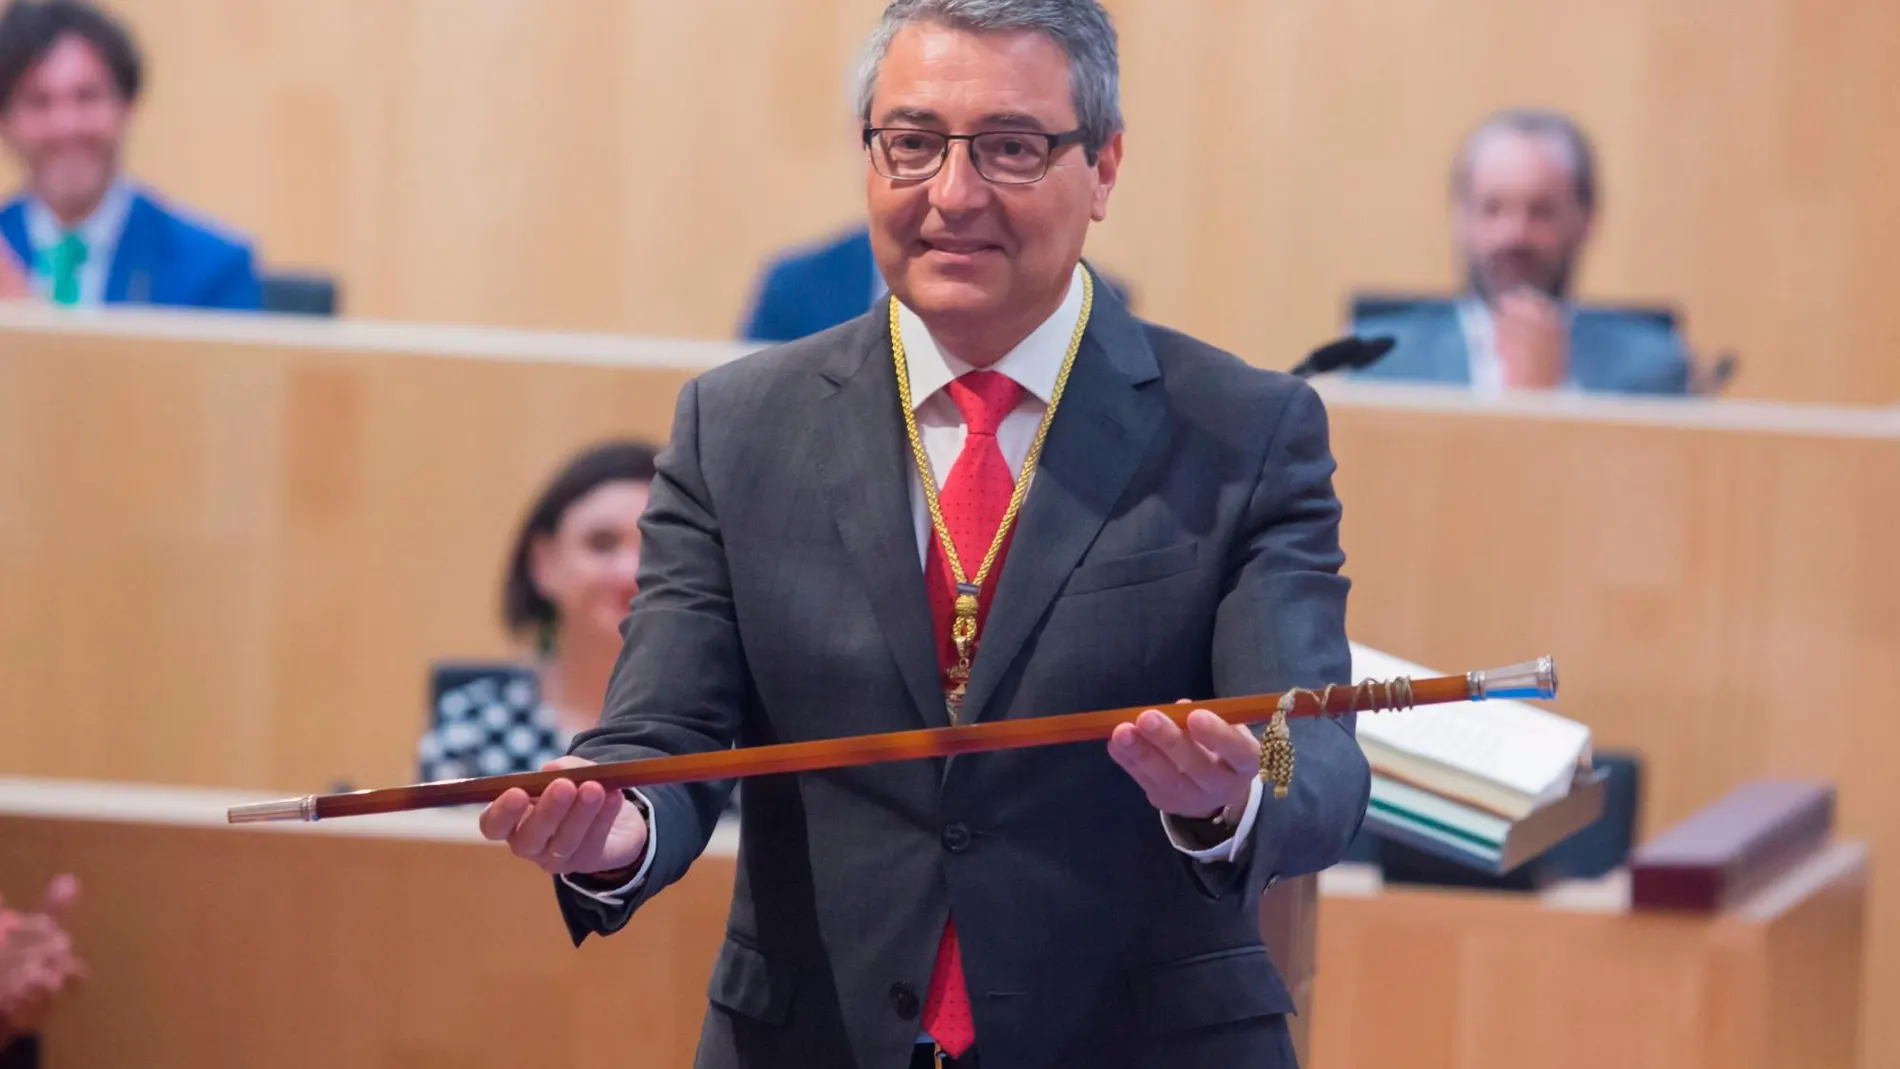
[0,874,84,1043]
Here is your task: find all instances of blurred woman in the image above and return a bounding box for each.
[417,440,656,782]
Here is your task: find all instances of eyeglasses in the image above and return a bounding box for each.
[863,126,1089,185]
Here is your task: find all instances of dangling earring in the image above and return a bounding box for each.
[536,614,559,658]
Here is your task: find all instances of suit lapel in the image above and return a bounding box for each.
[1567,313,1609,391]
[105,194,161,304]
[960,285,1164,722]
[0,199,29,270]
[814,312,952,729]
[1432,306,1476,384]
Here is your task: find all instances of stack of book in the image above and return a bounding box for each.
[1348,644,1604,874]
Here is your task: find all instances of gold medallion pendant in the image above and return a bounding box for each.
[890,269,1096,722]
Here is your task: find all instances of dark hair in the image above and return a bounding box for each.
[0,0,142,108]
[1452,108,1598,213]
[501,440,660,647]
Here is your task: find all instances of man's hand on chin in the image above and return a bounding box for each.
[1108,702,1259,827]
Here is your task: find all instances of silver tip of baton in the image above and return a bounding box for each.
[1466,655,1558,701]
[226,795,318,824]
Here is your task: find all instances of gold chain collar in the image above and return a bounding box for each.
[890,269,1096,720]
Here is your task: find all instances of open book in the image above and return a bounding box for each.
[1349,644,1592,821]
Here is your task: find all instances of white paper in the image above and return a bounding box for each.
[1348,643,1591,803]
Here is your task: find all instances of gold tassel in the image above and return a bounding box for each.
[1260,691,1297,799]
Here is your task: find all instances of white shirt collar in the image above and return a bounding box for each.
[895,263,1087,411]
[24,179,133,260]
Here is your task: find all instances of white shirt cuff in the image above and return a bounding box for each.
[1161,777,1263,864]
[557,786,657,907]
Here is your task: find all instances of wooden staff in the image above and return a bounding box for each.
[227,656,1556,824]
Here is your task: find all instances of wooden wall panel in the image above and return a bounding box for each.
[0,795,734,1069]
[0,788,1865,1069]
[0,313,717,796]
[2,0,1895,401]
[1317,383,1900,1069]
[1309,847,1868,1069]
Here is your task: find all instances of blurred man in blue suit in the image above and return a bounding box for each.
[1353,109,1690,396]
[0,0,260,311]
[742,222,1131,343]
[740,224,882,343]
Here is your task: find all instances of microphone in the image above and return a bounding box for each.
[1290,334,1395,379]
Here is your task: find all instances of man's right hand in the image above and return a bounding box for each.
[1493,286,1569,389]
[477,756,649,879]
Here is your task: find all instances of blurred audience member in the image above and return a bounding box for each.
[741,222,1133,342]
[740,224,883,343]
[417,441,658,782]
[0,874,81,1067]
[0,0,260,310]
[1353,108,1691,395]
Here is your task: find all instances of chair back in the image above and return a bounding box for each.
[260,271,341,316]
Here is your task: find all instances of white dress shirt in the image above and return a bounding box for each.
[23,180,133,307]
[567,264,1261,906]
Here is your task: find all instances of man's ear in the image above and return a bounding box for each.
[1090,131,1124,223]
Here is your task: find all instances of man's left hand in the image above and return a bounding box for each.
[1109,705,1258,823]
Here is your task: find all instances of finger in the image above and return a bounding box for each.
[579,787,626,856]
[478,789,533,841]
[541,755,595,773]
[509,779,579,858]
[38,873,77,918]
[1134,709,1229,794]
[1186,710,1261,773]
[1110,725,1193,796]
[541,781,608,862]
[543,789,626,876]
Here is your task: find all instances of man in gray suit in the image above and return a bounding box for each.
[1353,109,1692,396]
[479,2,1370,1067]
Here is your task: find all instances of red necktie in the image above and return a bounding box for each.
[920,370,1025,1057]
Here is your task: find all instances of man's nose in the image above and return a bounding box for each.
[45,101,91,140]
[928,141,993,216]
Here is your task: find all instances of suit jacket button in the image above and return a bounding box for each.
[941,822,973,853]
[890,981,920,1020]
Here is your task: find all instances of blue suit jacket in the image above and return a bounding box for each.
[740,226,877,343]
[1,187,262,311]
[1350,301,1691,395]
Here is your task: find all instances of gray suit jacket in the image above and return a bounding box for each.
[1351,301,1693,395]
[556,286,1372,1069]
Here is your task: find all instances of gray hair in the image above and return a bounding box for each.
[1452,108,1599,212]
[853,0,1123,160]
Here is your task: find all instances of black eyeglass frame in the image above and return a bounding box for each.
[862,126,1092,184]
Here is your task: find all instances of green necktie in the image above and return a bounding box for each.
[44,231,88,306]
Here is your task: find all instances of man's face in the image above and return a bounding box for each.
[864,21,1120,332]
[0,35,131,218]
[1453,131,1591,303]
